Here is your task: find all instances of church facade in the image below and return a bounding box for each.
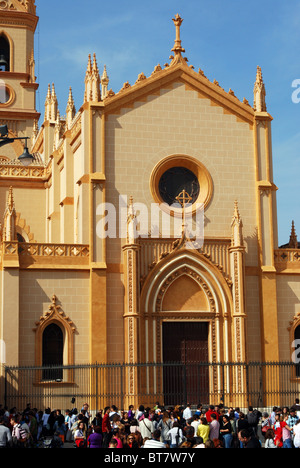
[0,1,300,407]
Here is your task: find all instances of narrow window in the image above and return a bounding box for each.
[0,35,10,71]
[42,323,63,381]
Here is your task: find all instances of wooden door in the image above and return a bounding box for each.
[162,322,209,405]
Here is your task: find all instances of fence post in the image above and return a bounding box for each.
[221,363,225,406]
[259,363,263,408]
[4,366,7,408]
[120,364,124,412]
[183,364,187,406]
[245,362,250,407]
[95,363,99,412]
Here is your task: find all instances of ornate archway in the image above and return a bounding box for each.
[139,248,234,365]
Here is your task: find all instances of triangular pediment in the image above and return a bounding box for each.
[0,0,36,15]
[103,61,255,125]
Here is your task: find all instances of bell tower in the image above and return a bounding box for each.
[0,0,40,160]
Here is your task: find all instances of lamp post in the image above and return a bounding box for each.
[0,124,34,166]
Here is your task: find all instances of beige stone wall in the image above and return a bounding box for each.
[19,269,90,366]
[245,275,262,361]
[106,272,125,362]
[104,81,259,360]
[277,275,300,361]
[105,81,257,265]
[0,186,46,242]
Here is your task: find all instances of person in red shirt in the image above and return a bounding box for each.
[273,413,285,447]
[102,407,112,448]
[205,405,219,423]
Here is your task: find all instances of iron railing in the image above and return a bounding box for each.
[2,361,300,412]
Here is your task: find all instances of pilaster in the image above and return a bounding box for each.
[253,67,280,362]
[229,201,247,363]
[122,198,140,403]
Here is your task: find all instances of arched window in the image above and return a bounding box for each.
[0,35,10,71]
[33,295,76,383]
[42,323,63,381]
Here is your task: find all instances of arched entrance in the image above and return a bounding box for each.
[138,247,237,405]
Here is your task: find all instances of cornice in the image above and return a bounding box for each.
[0,109,40,120]
[0,10,38,32]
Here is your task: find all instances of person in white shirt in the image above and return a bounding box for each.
[143,429,167,448]
[183,404,192,422]
[191,415,200,434]
[293,420,300,448]
[166,421,184,448]
[139,412,154,440]
[0,416,12,448]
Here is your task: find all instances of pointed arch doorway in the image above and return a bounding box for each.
[162,321,209,405]
[137,247,237,407]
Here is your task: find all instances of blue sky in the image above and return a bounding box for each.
[34,0,300,246]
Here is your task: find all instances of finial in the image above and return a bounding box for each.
[51,83,57,100]
[46,83,51,99]
[170,14,187,66]
[254,65,267,112]
[7,186,15,212]
[101,65,109,99]
[86,54,92,74]
[233,199,240,219]
[231,200,243,247]
[66,87,76,129]
[3,186,17,242]
[289,220,298,249]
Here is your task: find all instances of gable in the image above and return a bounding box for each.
[103,62,254,127]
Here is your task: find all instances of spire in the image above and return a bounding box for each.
[231,200,243,247]
[84,54,92,103]
[92,53,101,101]
[170,14,188,67]
[44,83,59,122]
[289,220,298,249]
[84,54,101,103]
[44,84,51,121]
[101,65,109,99]
[3,186,17,242]
[50,83,58,121]
[66,87,76,130]
[53,110,61,151]
[253,66,267,112]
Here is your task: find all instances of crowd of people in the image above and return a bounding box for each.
[0,399,300,449]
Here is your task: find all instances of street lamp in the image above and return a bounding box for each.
[0,124,35,166]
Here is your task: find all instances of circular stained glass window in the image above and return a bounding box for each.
[158,166,200,206]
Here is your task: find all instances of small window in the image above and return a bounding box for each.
[42,323,64,381]
[0,35,10,71]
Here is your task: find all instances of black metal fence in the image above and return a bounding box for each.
[2,361,300,412]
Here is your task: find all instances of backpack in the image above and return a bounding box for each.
[175,428,183,447]
[247,411,259,426]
